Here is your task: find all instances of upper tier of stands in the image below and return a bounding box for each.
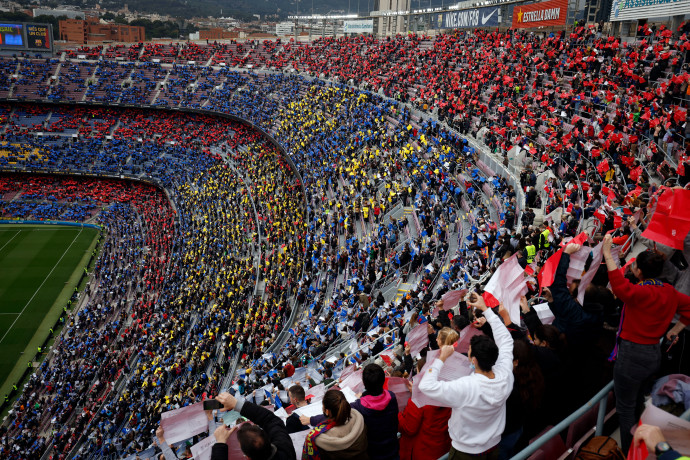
[0,24,688,460]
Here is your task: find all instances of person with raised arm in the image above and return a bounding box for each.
[210,391,295,460]
[602,234,690,454]
[419,293,514,460]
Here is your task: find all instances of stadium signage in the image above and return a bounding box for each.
[439,6,501,29]
[609,0,690,21]
[343,20,374,33]
[512,0,568,28]
[0,22,53,52]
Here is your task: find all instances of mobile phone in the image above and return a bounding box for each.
[666,335,678,353]
[203,399,223,410]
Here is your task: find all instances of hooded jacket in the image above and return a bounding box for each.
[314,408,369,460]
[351,390,400,460]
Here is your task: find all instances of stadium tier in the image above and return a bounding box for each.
[0,24,688,460]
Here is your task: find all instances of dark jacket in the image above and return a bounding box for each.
[350,390,400,460]
[210,400,296,460]
[549,253,603,349]
[549,253,609,407]
[286,412,309,434]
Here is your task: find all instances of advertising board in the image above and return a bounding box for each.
[343,20,374,34]
[511,0,568,28]
[436,6,502,29]
[610,0,690,21]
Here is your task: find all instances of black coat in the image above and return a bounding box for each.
[211,401,296,460]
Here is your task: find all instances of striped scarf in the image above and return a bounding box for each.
[608,278,664,361]
[302,421,335,460]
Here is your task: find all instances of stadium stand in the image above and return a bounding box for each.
[0,23,688,460]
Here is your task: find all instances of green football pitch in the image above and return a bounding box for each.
[0,225,99,393]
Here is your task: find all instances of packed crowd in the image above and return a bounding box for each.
[0,22,688,460]
[0,106,308,459]
[4,25,688,178]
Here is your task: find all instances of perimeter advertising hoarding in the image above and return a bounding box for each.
[610,0,690,21]
[512,0,568,28]
[0,23,53,52]
[437,6,502,29]
[343,20,374,33]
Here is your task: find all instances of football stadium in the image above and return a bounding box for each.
[0,2,689,460]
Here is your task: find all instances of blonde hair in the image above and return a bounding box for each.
[437,327,459,346]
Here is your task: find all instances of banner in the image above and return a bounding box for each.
[512,0,568,28]
[610,0,690,21]
[484,253,529,324]
[438,6,501,29]
[343,20,374,34]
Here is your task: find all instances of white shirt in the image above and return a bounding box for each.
[419,309,514,454]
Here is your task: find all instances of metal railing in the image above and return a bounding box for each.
[437,380,615,460]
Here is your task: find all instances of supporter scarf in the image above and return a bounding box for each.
[608,278,664,361]
[302,420,336,460]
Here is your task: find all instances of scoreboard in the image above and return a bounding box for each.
[26,24,52,50]
[0,23,53,53]
[0,23,24,47]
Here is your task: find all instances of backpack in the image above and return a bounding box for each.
[575,436,625,460]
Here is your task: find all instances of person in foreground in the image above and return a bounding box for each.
[419,292,514,460]
[303,364,398,459]
[632,424,690,460]
[350,363,399,460]
[210,391,296,460]
[602,234,690,454]
[398,331,456,460]
[302,389,368,460]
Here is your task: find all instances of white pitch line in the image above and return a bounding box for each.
[0,228,83,345]
[0,230,20,254]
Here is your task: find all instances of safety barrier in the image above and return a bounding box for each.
[437,381,615,460]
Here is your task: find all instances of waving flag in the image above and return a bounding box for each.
[537,232,588,292]
[441,289,468,311]
[642,188,690,250]
[484,254,528,324]
[406,323,429,356]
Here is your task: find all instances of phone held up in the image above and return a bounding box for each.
[203,399,223,411]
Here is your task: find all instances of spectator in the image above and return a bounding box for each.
[212,391,295,460]
[546,243,603,350]
[286,385,310,434]
[302,389,368,460]
[419,293,513,460]
[632,424,689,460]
[603,235,690,453]
[349,363,400,460]
[398,352,453,460]
[498,340,544,460]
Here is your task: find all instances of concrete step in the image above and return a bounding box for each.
[532,208,545,227]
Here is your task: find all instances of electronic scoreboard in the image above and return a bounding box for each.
[0,23,53,53]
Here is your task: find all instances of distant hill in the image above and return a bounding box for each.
[32,0,359,20]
